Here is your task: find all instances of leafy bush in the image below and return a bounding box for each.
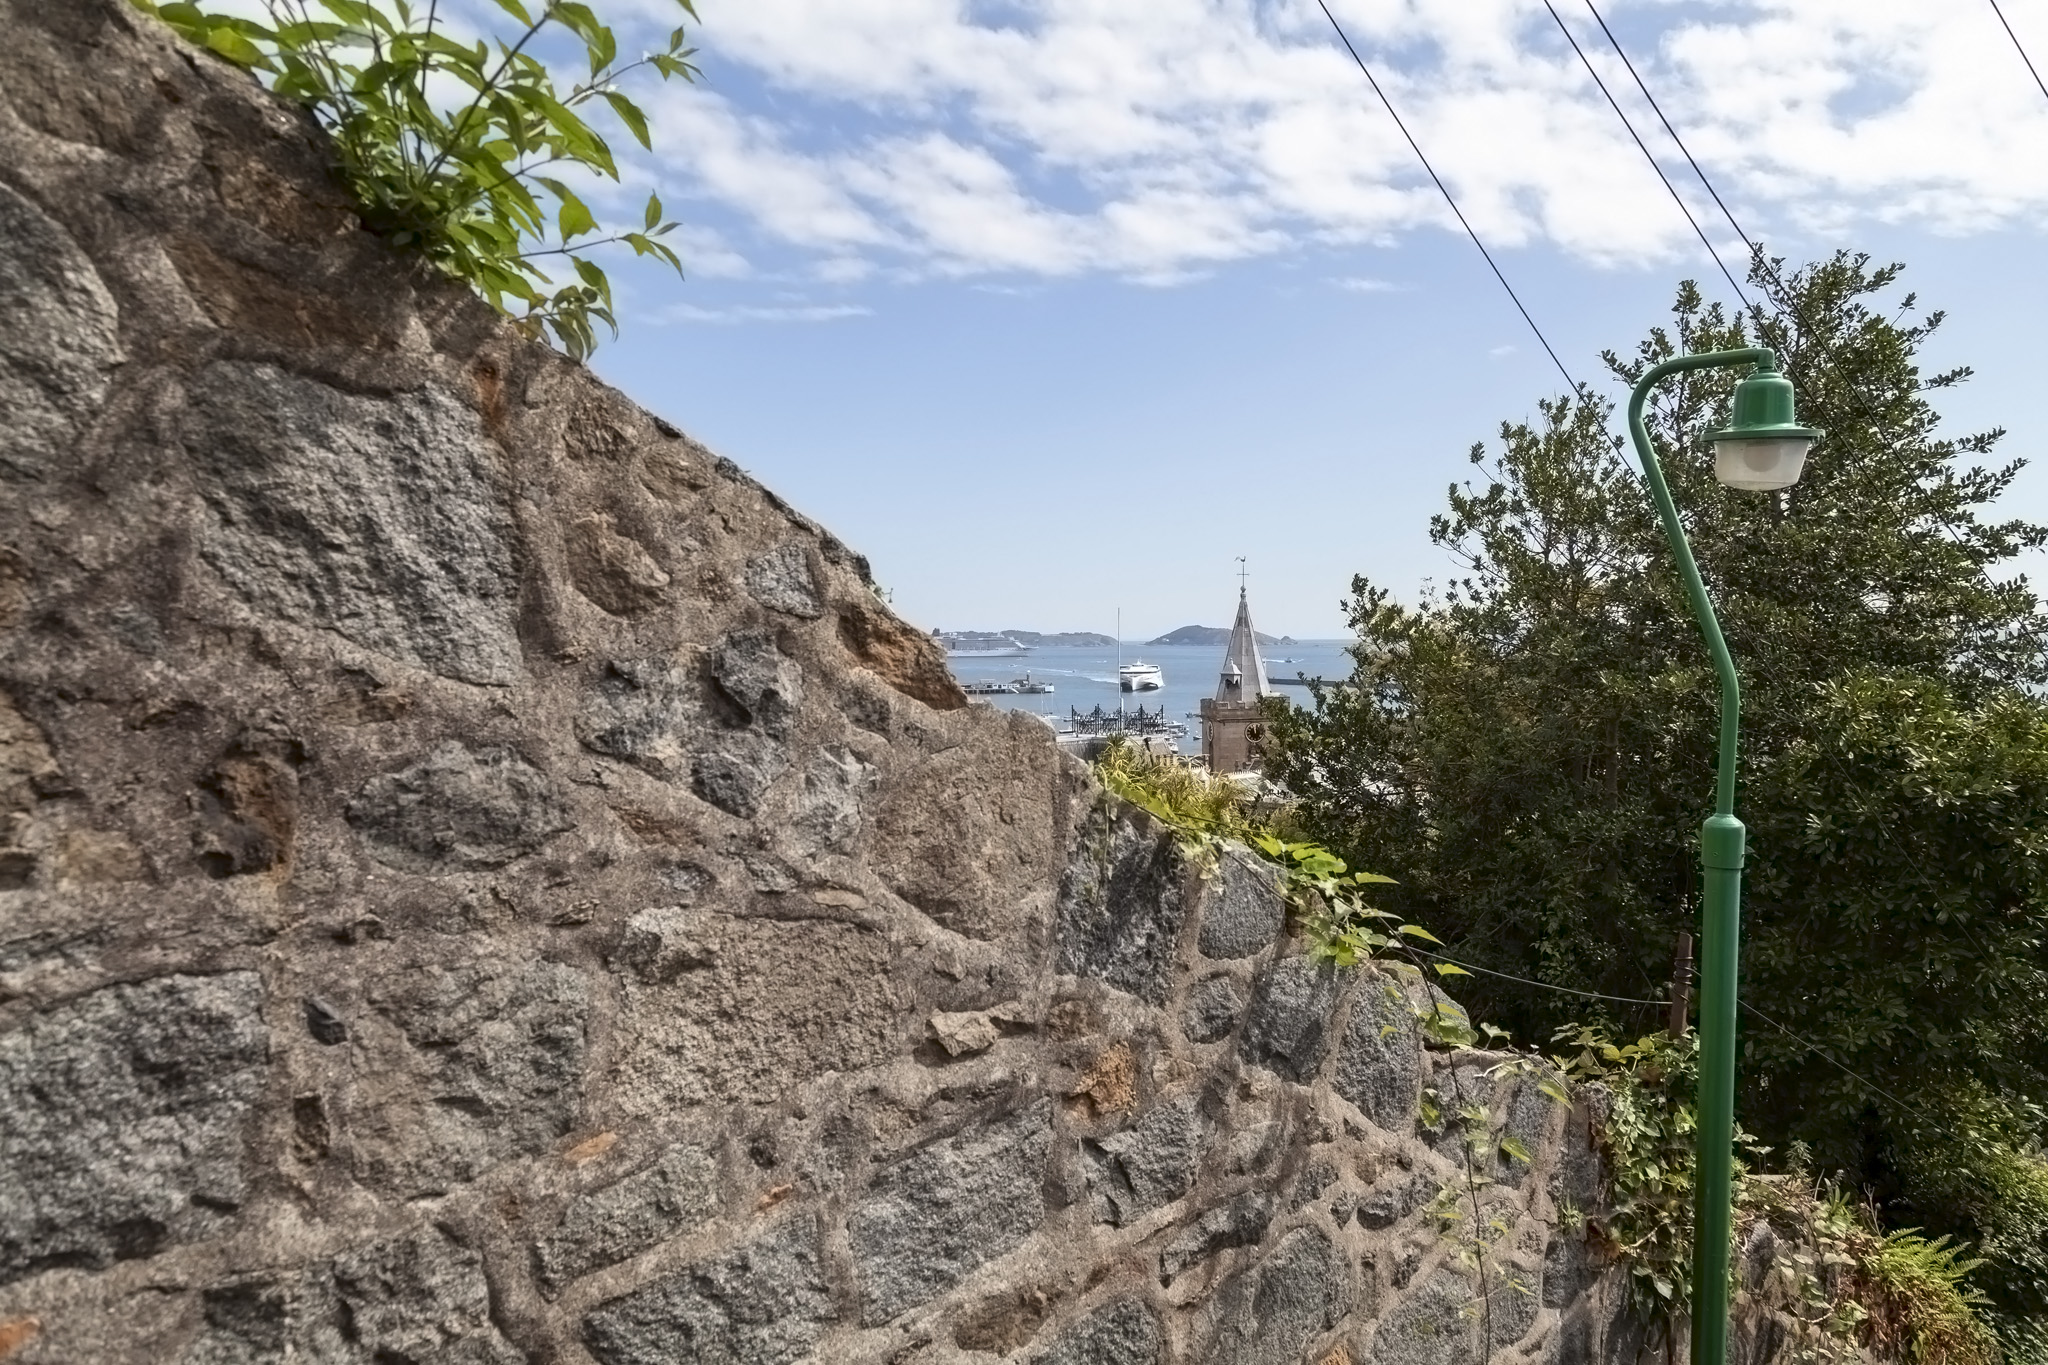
[1560,1025,1998,1364]
[1553,1025,1710,1314]
[132,0,700,357]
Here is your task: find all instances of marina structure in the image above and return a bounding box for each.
[1199,582,1274,775]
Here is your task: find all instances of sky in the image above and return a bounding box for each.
[513,1,2048,638]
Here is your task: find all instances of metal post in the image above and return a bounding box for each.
[1669,929,1695,1036]
[1624,346,1772,1365]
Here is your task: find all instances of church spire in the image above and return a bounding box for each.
[1215,583,1271,702]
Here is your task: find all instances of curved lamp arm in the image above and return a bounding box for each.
[1625,347,1771,818]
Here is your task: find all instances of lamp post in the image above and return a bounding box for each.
[1624,348,1818,1365]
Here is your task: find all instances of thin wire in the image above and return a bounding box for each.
[1315,0,1581,394]
[1406,947,1668,1006]
[1410,949,1916,1113]
[1539,0,1753,317]
[1987,0,2048,104]
[1739,998,1917,1116]
[1581,0,1763,265]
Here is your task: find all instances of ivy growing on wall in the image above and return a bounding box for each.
[1095,741,1999,1362]
[132,0,699,358]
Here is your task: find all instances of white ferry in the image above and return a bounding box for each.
[1118,662,1164,692]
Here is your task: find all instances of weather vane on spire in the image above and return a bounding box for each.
[1236,556,1248,597]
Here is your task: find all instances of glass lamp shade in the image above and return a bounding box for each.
[1705,358,1820,491]
[1712,435,1813,491]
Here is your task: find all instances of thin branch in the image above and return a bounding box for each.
[410,0,440,177]
[418,3,556,186]
[513,230,641,262]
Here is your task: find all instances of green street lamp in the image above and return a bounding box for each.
[1625,349,1818,1365]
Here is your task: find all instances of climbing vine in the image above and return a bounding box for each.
[1557,1025,1998,1365]
[1094,742,2000,1363]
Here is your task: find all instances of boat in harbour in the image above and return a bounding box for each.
[1013,672,1054,694]
[1118,661,1164,692]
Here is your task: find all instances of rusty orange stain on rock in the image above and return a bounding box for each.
[561,1131,617,1165]
[0,1318,41,1357]
[1066,1041,1137,1116]
[756,1182,794,1212]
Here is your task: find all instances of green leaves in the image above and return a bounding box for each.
[604,91,650,148]
[1089,739,1447,976]
[129,0,701,360]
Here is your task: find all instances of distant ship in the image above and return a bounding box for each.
[1118,662,1164,692]
[938,629,1030,658]
[961,672,1054,696]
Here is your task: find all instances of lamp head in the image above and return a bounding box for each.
[1704,354,1820,491]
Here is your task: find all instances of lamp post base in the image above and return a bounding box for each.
[1692,813,1746,1365]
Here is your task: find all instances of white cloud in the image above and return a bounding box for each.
[1329,275,1397,292]
[608,0,2048,282]
[656,302,874,324]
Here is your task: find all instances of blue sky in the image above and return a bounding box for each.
[564,0,2048,639]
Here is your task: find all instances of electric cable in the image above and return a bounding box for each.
[1581,0,1763,269]
[1404,947,1669,1006]
[1987,0,2048,105]
[1409,947,1916,1115]
[1738,998,1917,1116]
[1539,0,1754,318]
[1314,0,1582,395]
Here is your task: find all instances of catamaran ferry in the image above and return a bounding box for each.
[1118,662,1164,692]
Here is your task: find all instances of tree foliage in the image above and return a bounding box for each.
[132,0,699,358]
[1264,252,2048,1336]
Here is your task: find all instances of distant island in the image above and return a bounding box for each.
[933,629,1118,650]
[933,627,1296,650]
[1148,625,1292,647]
[1002,630,1118,647]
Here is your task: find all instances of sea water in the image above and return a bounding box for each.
[947,640,1359,756]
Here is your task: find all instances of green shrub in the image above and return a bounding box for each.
[1559,1025,1999,1363]
[132,0,700,357]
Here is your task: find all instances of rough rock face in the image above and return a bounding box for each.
[0,5,1720,1363]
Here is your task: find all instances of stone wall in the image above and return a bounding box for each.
[0,5,1660,1362]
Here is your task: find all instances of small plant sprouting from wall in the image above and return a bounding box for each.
[131,0,700,358]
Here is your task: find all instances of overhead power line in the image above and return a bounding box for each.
[1739,999,1917,1116]
[1406,947,1669,1006]
[1410,947,1918,1115]
[1987,0,2048,104]
[1580,1,1764,267]
[1582,0,1995,563]
[1539,0,1755,319]
[1314,0,1581,395]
